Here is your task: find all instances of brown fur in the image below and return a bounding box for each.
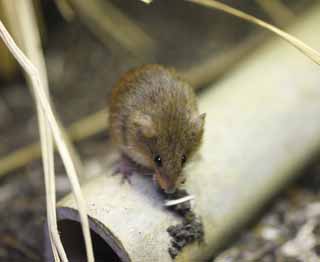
[110,64,205,192]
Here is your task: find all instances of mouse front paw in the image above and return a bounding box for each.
[111,156,137,184]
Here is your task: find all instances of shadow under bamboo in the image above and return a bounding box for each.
[47,5,320,261]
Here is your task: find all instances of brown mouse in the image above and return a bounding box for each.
[109,64,205,193]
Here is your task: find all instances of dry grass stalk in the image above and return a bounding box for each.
[256,0,294,26]
[10,1,65,260]
[185,0,320,65]
[2,0,84,178]
[0,14,94,262]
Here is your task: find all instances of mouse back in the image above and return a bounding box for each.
[109,64,205,192]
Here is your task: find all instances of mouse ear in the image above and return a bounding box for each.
[192,113,206,132]
[133,112,156,138]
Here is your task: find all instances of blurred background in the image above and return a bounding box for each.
[0,0,319,261]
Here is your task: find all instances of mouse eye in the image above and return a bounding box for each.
[181,155,187,165]
[154,155,162,167]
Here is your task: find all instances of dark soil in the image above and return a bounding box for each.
[166,189,204,259]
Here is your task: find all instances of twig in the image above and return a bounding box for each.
[185,0,320,65]
[0,15,94,262]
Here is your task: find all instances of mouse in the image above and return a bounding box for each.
[109,64,205,194]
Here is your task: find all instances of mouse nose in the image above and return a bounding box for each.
[164,186,176,194]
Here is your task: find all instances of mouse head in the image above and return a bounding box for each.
[133,112,206,193]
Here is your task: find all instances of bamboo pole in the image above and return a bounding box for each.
[49,5,320,261]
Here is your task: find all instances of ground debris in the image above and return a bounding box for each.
[215,184,320,262]
[165,189,204,259]
[281,219,319,261]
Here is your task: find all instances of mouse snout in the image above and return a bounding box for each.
[164,186,176,194]
[155,170,177,194]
